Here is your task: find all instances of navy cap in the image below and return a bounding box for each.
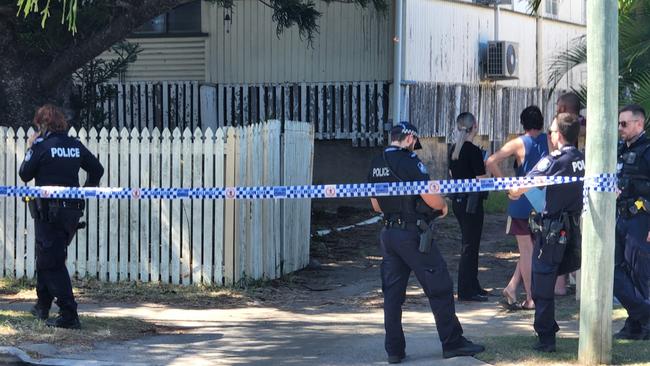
[390,122,422,150]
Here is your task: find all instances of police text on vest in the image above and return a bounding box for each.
[51,147,80,158]
[572,160,585,172]
[373,167,391,177]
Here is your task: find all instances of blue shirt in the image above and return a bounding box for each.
[508,133,549,218]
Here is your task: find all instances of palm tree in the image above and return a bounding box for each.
[541,0,650,115]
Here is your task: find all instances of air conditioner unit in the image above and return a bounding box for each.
[486,41,519,80]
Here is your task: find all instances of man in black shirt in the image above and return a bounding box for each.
[19,104,104,329]
[368,122,484,363]
[509,113,584,351]
[613,104,650,340]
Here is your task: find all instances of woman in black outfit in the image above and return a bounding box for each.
[448,112,489,302]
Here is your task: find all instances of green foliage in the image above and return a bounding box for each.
[484,191,508,214]
[17,0,79,32]
[545,0,650,122]
[72,41,141,129]
[15,0,389,44]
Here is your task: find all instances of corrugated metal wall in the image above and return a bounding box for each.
[403,0,586,89]
[203,0,392,84]
[104,37,207,81]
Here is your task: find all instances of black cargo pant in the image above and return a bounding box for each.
[532,237,560,346]
[614,214,650,332]
[379,226,464,357]
[34,206,82,315]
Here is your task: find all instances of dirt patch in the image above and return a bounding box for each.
[306,207,521,306]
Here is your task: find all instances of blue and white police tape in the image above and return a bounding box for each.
[0,174,617,201]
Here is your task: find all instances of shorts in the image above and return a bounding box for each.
[506,216,531,236]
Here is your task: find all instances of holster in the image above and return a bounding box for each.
[417,219,433,254]
[465,193,480,214]
[27,198,46,221]
[535,213,570,266]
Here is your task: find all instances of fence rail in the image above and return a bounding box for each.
[0,120,314,285]
[88,81,389,147]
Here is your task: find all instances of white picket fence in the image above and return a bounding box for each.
[0,120,314,285]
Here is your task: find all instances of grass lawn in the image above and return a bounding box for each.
[476,303,639,365]
[476,335,650,366]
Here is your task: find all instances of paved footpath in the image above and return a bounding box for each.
[0,300,537,366]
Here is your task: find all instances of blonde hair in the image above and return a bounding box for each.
[451,112,476,160]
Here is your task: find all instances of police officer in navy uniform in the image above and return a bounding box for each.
[19,104,104,329]
[613,104,650,340]
[509,113,585,352]
[368,122,484,364]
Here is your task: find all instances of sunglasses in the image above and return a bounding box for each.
[619,120,640,128]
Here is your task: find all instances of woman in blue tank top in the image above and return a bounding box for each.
[486,106,549,310]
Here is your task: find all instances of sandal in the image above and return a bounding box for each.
[500,289,520,310]
[520,300,535,311]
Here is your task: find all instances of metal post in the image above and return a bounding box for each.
[578,0,618,364]
[391,0,403,124]
[494,2,500,40]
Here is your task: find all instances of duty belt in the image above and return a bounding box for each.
[46,198,85,210]
[617,198,650,217]
[383,218,419,231]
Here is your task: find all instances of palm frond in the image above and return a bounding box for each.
[619,1,650,68]
[629,72,650,116]
[526,0,542,14]
[545,35,587,99]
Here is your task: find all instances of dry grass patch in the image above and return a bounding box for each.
[0,310,158,352]
[1,277,261,308]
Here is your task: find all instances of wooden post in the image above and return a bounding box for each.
[578,0,618,364]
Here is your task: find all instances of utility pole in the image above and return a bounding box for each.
[579,0,618,364]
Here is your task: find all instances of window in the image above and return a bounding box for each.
[545,0,559,18]
[134,1,202,35]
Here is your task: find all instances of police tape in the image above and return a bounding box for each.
[0,174,617,201]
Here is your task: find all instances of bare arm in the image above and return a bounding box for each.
[485,138,523,178]
[508,186,530,200]
[370,198,382,213]
[420,193,448,218]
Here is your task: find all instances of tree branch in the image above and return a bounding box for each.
[40,0,193,90]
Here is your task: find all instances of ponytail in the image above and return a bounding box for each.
[451,112,477,161]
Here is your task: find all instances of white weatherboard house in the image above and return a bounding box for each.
[103,0,586,177]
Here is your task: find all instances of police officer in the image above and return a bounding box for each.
[368,122,484,364]
[19,104,104,329]
[613,104,650,340]
[509,113,584,352]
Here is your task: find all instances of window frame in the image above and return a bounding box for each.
[132,0,206,38]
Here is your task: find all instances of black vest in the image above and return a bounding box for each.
[617,134,650,201]
[368,147,427,222]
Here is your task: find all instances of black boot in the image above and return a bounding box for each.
[387,353,406,364]
[30,303,50,320]
[442,338,485,358]
[46,311,81,329]
[533,341,556,352]
[615,318,644,340]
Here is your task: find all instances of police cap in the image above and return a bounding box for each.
[390,122,422,150]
